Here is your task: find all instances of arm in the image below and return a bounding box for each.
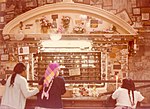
[112,88,120,100]
[61,77,66,95]
[137,92,144,102]
[20,77,39,98]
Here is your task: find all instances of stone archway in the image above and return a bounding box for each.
[3,2,136,35]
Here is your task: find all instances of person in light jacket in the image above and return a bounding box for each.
[1,62,42,109]
[35,62,66,109]
[112,78,144,109]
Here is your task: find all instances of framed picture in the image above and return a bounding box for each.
[0,54,9,61]
[116,9,133,25]
[90,20,98,28]
[18,46,30,55]
[141,13,150,21]
[132,7,141,15]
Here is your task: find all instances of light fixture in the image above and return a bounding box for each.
[50,33,62,41]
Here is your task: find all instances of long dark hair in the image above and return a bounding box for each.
[9,63,26,87]
[121,78,135,106]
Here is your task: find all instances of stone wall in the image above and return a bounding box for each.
[0,0,150,103]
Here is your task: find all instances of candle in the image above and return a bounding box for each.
[116,75,118,89]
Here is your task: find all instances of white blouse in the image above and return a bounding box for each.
[112,87,144,109]
[1,74,39,109]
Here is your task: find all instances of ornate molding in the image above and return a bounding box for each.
[3,2,137,35]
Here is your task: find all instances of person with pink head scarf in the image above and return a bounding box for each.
[35,62,66,109]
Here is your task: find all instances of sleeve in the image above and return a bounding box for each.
[60,77,66,95]
[20,77,39,98]
[112,88,120,100]
[137,92,144,102]
[39,77,44,85]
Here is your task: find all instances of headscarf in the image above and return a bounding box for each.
[41,62,60,99]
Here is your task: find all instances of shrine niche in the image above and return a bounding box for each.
[1,1,137,83]
[2,2,136,38]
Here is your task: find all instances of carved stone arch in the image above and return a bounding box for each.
[3,2,137,35]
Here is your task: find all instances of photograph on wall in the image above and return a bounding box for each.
[0,54,9,61]
[141,13,150,21]
[90,19,98,28]
[18,46,30,55]
[132,7,141,15]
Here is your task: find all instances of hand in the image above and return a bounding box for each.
[38,85,43,90]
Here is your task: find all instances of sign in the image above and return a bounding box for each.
[69,68,80,76]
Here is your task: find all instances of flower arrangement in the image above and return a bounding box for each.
[40,16,51,33]
[40,16,51,28]
[73,26,86,34]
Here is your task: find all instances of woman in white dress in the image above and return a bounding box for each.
[1,63,42,109]
[112,78,144,109]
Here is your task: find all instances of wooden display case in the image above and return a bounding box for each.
[33,51,101,82]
